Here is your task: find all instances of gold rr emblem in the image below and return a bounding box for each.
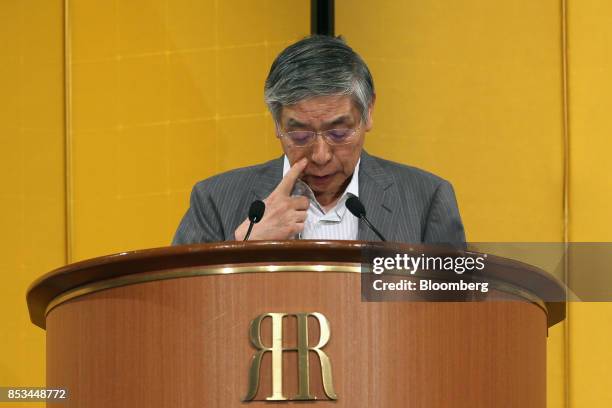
[244,312,338,401]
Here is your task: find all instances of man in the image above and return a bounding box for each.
[173,35,465,244]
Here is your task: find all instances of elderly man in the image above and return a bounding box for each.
[173,35,465,244]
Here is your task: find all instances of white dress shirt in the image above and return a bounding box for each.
[283,156,360,240]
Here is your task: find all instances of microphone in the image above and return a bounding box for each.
[346,196,387,242]
[244,200,265,241]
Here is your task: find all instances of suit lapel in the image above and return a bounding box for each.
[251,156,284,201]
[225,156,283,235]
[357,151,399,242]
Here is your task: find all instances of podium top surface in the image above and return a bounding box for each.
[27,240,566,329]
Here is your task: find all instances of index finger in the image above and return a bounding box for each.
[275,158,308,195]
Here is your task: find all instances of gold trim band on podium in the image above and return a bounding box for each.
[44,263,549,320]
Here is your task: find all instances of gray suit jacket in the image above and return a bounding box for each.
[172,151,465,245]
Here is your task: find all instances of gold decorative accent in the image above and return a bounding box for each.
[44,264,361,316]
[479,278,548,314]
[45,264,549,324]
[64,0,74,264]
[244,312,337,401]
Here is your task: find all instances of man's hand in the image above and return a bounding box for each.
[234,158,310,240]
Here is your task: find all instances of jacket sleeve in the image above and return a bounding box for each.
[422,180,466,246]
[172,183,227,245]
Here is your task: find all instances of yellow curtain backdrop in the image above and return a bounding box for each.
[68,0,306,260]
[1,1,610,407]
[566,0,612,406]
[0,2,65,407]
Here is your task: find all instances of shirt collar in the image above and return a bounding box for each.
[282,156,360,215]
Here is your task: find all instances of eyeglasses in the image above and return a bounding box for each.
[277,123,362,148]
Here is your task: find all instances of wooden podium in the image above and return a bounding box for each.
[27,241,565,407]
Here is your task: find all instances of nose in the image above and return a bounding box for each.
[309,134,333,165]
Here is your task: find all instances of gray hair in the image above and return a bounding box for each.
[264,35,375,124]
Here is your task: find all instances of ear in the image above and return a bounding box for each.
[365,94,376,131]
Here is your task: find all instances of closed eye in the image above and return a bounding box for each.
[326,129,352,140]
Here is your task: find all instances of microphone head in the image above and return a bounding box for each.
[346,196,366,218]
[248,200,265,223]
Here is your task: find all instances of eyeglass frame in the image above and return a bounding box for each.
[276,120,363,148]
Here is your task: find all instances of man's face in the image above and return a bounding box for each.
[278,94,373,206]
